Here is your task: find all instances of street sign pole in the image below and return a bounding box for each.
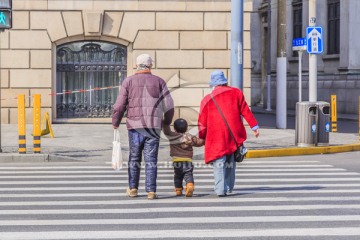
[309,0,317,102]
[298,50,303,102]
[292,38,307,103]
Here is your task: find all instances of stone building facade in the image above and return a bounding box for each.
[251,0,360,115]
[0,0,254,125]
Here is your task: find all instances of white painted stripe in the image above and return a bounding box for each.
[0,172,357,178]
[1,196,360,206]
[1,178,359,184]
[0,166,113,170]
[1,189,360,198]
[3,183,360,191]
[103,160,322,164]
[2,205,360,215]
[239,161,320,164]
[0,164,335,170]
[2,228,360,239]
[1,215,359,226]
[0,168,347,174]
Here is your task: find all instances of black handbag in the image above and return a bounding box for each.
[211,93,247,162]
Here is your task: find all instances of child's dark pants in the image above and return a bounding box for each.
[173,161,194,189]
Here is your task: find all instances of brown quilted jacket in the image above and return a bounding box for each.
[112,71,174,130]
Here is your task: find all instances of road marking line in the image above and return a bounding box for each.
[0,164,335,170]
[1,178,359,184]
[1,215,360,226]
[1,189,360,198]
[0,172,357,178]
[2,183,360,191]
[1,196,360,206]
[2,228,360,239]
[0,168,347,174]
[2,204,360,214]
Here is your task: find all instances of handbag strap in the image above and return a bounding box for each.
[210,93,239,148]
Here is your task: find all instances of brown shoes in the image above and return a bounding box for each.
[175,188,183,196]
[147,192,158,200]
[126,188,138,197]
[185,183,194,197]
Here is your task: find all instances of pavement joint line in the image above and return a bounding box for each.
[246,142,360,158]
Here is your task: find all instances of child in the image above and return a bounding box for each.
[163,118,204,197]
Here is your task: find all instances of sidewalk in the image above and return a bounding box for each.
[0,110,358,163]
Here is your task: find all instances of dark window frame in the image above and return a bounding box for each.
[327,0,340,54]
[292,0,303,57]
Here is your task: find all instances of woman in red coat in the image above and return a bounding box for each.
[198,70,259,196]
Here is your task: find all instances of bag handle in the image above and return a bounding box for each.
[210,93,239,148]
[114,129,120,142]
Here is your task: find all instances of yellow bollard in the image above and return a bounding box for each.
[17,94,26,154]
[331,95,337,132]
[33,94,41,153]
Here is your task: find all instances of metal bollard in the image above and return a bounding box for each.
[33,94,41,153]
[17,94,26,154]
[331,95,337,132]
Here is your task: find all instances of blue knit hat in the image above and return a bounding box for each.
[209,70,228,87]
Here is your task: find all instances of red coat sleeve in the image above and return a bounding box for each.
[237,90,258,128]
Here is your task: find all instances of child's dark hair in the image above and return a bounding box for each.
[174,118,188,133]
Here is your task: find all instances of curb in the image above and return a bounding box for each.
[0,153,84,163]
[246,143,360,158]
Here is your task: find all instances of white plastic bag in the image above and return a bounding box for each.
[112,129,123,170]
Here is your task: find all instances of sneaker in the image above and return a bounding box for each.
[147,192,158,200]
[126,188,138,197]
[185,183,194,197]
[217,194,227,197]
[174,188,183,196]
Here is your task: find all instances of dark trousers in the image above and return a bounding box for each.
[128,129,160,192]
[173,162,194,189]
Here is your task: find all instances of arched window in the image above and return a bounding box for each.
[56,41,127,118]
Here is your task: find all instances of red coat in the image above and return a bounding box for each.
[198,86,258,163]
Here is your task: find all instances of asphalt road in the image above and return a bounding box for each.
[1,151,360,239]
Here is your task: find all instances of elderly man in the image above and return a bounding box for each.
[112,54,174,199]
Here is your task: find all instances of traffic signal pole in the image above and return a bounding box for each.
[0,0,12,152]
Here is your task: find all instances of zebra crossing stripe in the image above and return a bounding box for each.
[0,168,348,174]
[2,204,360,215]
[3,182,360,192]
[0,172,358,178]
[0,164,336,170]
[1,196,360,206]
[2,215,360,226]
[1,177,360,184]
[1,228,360,239]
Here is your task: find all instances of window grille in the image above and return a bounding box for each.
[56,41,127,118]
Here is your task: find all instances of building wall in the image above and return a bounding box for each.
[251,0,360,115]
[0,0,254,124]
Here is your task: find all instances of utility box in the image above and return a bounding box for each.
[295,102,318,147]
[316,101,330,146]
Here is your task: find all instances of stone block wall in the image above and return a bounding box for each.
[0,0,253,124]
